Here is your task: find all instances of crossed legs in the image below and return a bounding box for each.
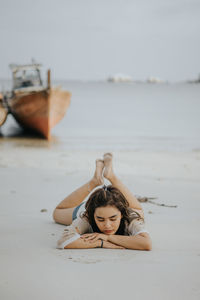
[53,153,143,225]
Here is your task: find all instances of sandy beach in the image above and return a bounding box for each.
[0,145,200,299]
[0,82,200,299]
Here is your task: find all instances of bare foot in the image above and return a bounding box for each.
[103,153,114,181]
[92,159,104,186]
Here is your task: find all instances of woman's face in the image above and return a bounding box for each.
[94,205,122,235]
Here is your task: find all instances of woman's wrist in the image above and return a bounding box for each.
[95,239,104,248]
[94,239,101,248]
[106,235,113,243]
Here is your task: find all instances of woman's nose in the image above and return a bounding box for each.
[104,220,112,228]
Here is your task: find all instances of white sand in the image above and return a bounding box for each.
[0,145,200,299]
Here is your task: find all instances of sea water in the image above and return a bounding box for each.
[1,81,200,151]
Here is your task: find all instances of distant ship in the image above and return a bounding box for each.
[0,61,71,139]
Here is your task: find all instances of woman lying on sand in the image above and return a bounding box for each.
[53,153,152,250]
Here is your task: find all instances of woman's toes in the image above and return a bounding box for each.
[103,153,113,161]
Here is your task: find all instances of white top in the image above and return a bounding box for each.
[57,202,148,249]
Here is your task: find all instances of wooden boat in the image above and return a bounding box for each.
[0,93,8,126]
[0,62,71,139]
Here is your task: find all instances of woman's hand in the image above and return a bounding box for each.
[80,233,125,249]
[81,233,109,243]
[103,241,125,249]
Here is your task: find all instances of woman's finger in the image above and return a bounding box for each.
[87,235,98,241]
[81,234,93,239]
[81,233,91,237]
[81,234,97,240]
[88,236,99,243]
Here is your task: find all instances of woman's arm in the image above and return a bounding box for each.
[107,233,152,250]
[64,238,124,249]
[64,238,99,249]
[81,232,152,251]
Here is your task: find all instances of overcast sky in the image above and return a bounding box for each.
[0,0,200,81]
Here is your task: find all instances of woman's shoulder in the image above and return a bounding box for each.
[125,208,147,236]
[127,207,144,221]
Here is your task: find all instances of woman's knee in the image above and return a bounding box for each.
[52,208,59,223]
[52,207,73,225]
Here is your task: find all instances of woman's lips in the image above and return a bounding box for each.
[104,230,113,234]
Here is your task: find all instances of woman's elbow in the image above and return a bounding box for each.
[135,234,152,251]
[143,237,152,251]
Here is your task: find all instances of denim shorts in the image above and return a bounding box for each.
[72,202,85,221]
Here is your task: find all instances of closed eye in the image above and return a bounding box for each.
[96,214,118,221]
[96,218,117,222]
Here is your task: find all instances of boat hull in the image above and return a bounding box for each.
[9,88,71,139]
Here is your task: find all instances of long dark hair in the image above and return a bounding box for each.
[82,185,139,235]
